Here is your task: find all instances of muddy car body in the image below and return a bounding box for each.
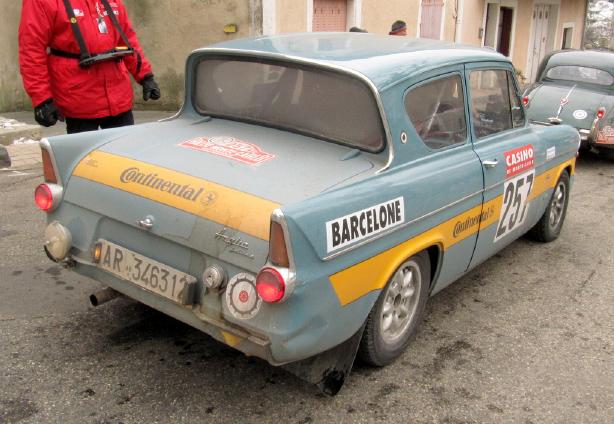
[524,49,614,156]
[36,33,579,394]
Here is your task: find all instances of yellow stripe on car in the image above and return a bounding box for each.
[330,159,575,306]
[72,151,279,240]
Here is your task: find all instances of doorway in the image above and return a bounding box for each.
[483,3,515,57]
[313,0,348,32]
[526,3,559,82]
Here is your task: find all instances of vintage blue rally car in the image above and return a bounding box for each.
[36,33,579,394]
[524,49,614,157]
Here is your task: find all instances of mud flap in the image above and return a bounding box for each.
[281,324,365,396]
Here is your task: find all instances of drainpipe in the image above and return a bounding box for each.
[455,0,465,43]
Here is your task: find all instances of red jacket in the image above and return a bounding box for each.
[19,0,153,119]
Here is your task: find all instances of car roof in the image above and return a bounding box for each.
[540,49,614,77]
[194,33,508,90]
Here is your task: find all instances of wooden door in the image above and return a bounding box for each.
[313,0,347,32]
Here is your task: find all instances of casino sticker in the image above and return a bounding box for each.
[572,109,587,120]
[225,273,261,320]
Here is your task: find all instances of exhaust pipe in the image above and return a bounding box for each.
[90,287,121,307]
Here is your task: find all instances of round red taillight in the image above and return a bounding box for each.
[34,183,53,211]
[522,96,530,107]
[596,108,606,120]
[256,267,285,303]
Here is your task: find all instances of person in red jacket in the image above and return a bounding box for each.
[19,0,160,133]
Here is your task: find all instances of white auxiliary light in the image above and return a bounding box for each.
[44,221,72,261]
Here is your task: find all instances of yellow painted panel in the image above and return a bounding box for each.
[72,151,279,240]
[330,159,575,306]
[221,330,243,347]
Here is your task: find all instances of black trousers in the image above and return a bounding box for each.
[65,110,134,134]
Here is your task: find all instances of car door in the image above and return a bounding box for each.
[466,63,542,269]
[399,69,485,292]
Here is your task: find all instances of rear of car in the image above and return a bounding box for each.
[524,50,614,154]
[36,49,389,369]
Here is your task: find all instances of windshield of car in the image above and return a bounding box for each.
[545,65,614,86]
[194,58,385,152]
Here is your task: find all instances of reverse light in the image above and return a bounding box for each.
[35,184,53,211]
[256,267,286,303]
[522,96,530,107]
[596,107,606,120]
[44,221,72,261]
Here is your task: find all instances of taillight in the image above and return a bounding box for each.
[269,221,289,267]
[596,107,606,120]
[35,183,53,211]
[41,146,57,183]
[256,267,285,303]
[522,96,530,107]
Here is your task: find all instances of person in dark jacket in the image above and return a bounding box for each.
[19,0,160,133]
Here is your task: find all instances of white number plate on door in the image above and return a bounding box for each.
[96,240,196,305]
[495,170,535,242]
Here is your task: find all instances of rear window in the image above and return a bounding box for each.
[545,65,614,86]
[194,58,385,152]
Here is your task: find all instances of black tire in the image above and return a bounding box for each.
[528,170,570,242]
[597,147,614,161]
[358,251,430,366]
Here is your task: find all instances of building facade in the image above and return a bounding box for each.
[0,0,589,112]
[263,0,588,83]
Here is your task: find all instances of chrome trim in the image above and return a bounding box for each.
[39,138,62,186]
[268,209,297,302]
[45,183,64,212]
[530,120,552,126]
[190,48,394,174]
[323,189,484,261]
[553,84,576,120]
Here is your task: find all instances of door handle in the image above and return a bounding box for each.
[483,159,499,168]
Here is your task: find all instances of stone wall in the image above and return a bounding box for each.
[0,0,262,113]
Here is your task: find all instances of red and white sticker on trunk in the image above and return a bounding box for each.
[505,144,534,178]
[596,126,614,145]
[179,136,275,166]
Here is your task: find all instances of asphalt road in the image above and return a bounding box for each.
[1,152,613,424]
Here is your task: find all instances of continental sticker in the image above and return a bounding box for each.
[505,144,534,178]
[178,136,275,165]
[326,197,404,253]
[453,204,495,239]
[596,126,614,145]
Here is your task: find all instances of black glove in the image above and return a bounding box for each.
[140,74,161,101]
[34,99,64,127]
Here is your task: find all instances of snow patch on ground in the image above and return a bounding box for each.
[0,117,28,129]
[11,137,39,145]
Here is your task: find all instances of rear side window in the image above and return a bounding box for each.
[405,75,467,150]
[545,65,614,86]
[194,58,385,152]
[469,70,513,138]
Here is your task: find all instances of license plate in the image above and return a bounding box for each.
[96,240,196,305]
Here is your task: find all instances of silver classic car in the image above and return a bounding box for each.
[36,34,579,394]
[524,49,614,157]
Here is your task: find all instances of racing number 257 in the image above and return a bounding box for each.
[495,171,534,241]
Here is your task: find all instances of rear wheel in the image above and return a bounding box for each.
[528,170,570,242]
[358,251,430,366]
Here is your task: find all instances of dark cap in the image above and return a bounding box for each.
[389,20,407,35]
[349,26,367,33]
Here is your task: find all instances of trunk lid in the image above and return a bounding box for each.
[527,83,606,129]
[63,117,378,269]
